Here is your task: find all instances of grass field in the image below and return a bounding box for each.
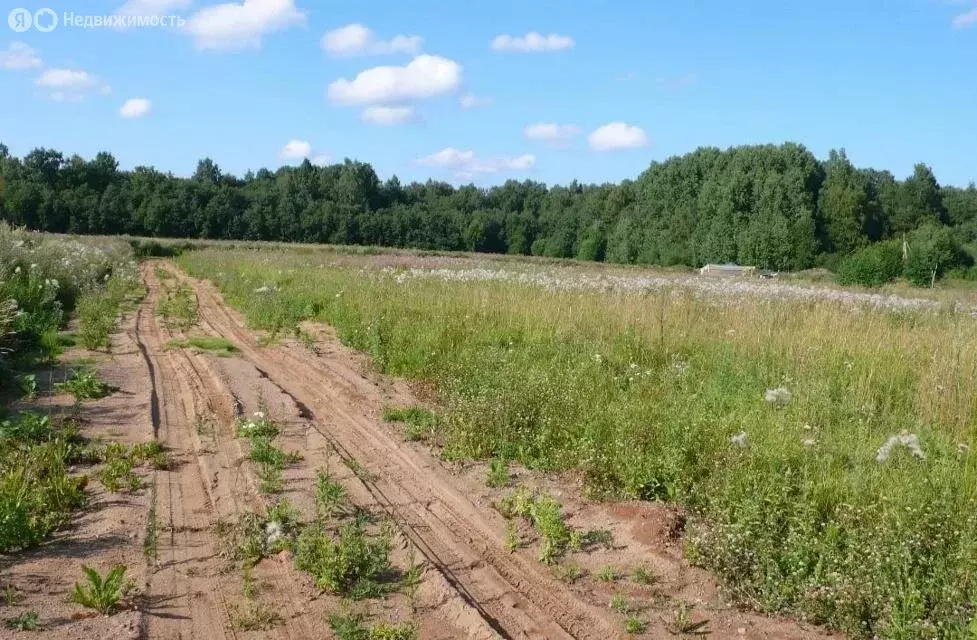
[178,245,977,638]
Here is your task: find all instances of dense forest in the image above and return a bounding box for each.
[1,141,975,285]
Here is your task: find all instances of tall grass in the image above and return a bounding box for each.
[180,248,977,638]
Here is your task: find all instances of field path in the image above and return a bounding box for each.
[159,260,625,640]
[136,264,322,640]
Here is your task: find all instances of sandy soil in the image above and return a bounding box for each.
[0,259,841,639]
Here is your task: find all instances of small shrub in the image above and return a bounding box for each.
[77,293,117,350]
[55,369,115,401]
[231,602,283,630]
[596,565,618,582]
[71,565,128,614]
[624,616,647,635]
[632,566,657,585]
[835,241,903,288]
[4,610,39,631]
[609,594,631,614]
[315,469,349,519]
[294,520,393,599]
[382,407,438,442]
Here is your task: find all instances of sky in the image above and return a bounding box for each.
[0,0,975,187]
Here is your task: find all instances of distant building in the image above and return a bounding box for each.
[698,263,758,277]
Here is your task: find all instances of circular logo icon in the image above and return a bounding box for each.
[33,7,57,32]
[8,7,32,32]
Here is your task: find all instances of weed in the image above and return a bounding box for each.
[156,285,197,329]
[498,488,572,564]
[231,601,283,630]
[77,292,117,351]
[382,407,438,443]
[144,480,158,564]
[328,612,418,640]
[71,565,128,614]
[315,469,349,519]
[4,610,39,631]
[2,583,22,605]
[632,566,657,585]
[596,565,618,582]
[294,520,393,599]
[16,374,37,400]
[97,443,141,493]
[669,602,709,635]
[55,369,115,401]
[504,520,520,552]
[485,458,509,488]
[624,615,648,635]
[132,440,170,470]
[610,594,632,614]
[552,563,583,584]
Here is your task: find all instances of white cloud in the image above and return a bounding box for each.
[120,97,152,118]
[0,42,42,70]
[115,0,192,17]
[952,6,977,27]
[417,147,535,178]
[279,139,313,160]
[35,67,109,101]
[588,122,649,151]
[321,23,422,57]
[490,32,574,52]
[327,54,461,105]
[361,105,415,126]
[185,0,305,50]
[459,93,492,109]
[524,122,580,146]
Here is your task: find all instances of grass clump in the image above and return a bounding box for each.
[497,487,573,564]
[485,458,509,488]
[54,369,115,401]
[315,469,349,519]
[231,602,284,631]
[234,412,299,493]
[294,520,393,599]
[382,407,438,442]
[328,612,418,640]
[4,610,39,631]
[71,565,128,614]
[156,284,197,329]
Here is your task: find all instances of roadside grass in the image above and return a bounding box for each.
[167,335,239,356]
[54,368,116,401]
[234,412,300,493]
[156,283,198,329]
[381,406,439,442]
[179,248,977,637]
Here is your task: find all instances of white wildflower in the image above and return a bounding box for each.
[730,431,749,449]
[253,411,265,419]
[254,286,273,294]
[14,266,20,274]
[764,387,792,406]
[957,443,970,456]
[265,521,283,547]
[801,438,816,448]
[876,431,925,463]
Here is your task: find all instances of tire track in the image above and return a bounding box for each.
[165,261,625,640]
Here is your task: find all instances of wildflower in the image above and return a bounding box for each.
[14,266,20,274]
[958,443,970,456]
[254,286,273,293]
[265,521,283,547]
[876,431,925,463]
[801,438,816,448]
[764,387,792,406]
[730,431,749,449]
[253,411,265,419]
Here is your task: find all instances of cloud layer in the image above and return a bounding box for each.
[361,105,416,125]
[322,23,422,56]
[588,122,648,151]
[120,97,152,118]
[185,0,305,50]
[491,32,575,52]
[0,42,42,70]
[327,54,462,105]
[524,122,580,146]
[418,147,536,178]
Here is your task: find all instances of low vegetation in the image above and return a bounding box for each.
[177,245,977,638]
[71,565,128,615]
[166,335,238,355]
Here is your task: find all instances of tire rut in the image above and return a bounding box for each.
[164,261,625,640]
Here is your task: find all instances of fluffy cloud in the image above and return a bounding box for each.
[35,68,108,101]
[35,68,97,89]
[524,122,580,146]
[459,93,492,109]
[279,139,313,160]
[491,32,574,52]
[327,54,461,105]
[185,0,305,50]
[120,97,152,118]
[587,122,649,151]
[418,147,536,178]
[953,6,977,27]
[0,42,42,70]
[321,23,422,56]
[361,105,415,126]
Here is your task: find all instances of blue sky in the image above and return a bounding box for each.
[0,0,975,186]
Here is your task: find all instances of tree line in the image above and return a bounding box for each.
[1,141,975,283]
